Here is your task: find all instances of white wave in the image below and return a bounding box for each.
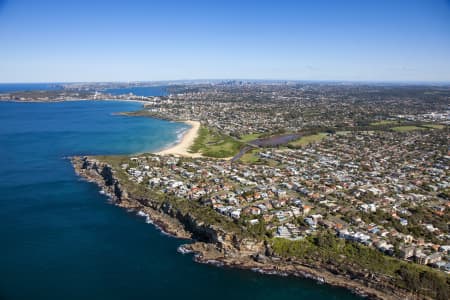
[136,210,147,217]
[136,210,153,224]
[202,259,224,267]
[251,268,288,277]
[135,210,177,237]
[155,127,189,153]
[177,245,194,254]
[175,127,188,141]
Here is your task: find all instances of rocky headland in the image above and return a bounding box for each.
[71,156,425,300]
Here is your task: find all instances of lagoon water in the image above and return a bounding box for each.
[0,101,362,300]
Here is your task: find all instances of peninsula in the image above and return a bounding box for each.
[71,82,449,300]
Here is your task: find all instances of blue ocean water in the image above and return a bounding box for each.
[0,101,362,300]
[104,86,167,96]
[0,83,63,93]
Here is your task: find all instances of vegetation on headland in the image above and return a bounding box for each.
[117,110,179,121]
[118,110,156,117]
[271,233,450,300]
[189,126,243,158]
[164,192,248,238]
[96,155,249,238]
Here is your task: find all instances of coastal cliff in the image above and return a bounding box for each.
[72,156,422,300]
[72,156,263,253]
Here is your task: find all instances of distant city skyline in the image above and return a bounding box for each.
[1,0,449,83]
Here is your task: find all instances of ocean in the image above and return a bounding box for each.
[0,100,362,300]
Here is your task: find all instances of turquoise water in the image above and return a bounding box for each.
[0,101,362,300]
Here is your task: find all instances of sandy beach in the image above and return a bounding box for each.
[155,120,202,157]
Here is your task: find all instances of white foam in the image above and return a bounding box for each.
[177,245,194,254]
[175,127,188,142]
[136,210,153,224]
[251,268,288,277]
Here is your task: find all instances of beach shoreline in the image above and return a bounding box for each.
[155,120,201,157]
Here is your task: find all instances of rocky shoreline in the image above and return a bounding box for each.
[71,156,415,300]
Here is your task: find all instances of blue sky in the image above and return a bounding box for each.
[0,0,449,82]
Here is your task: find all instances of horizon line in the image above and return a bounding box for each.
[1,78,450,86]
